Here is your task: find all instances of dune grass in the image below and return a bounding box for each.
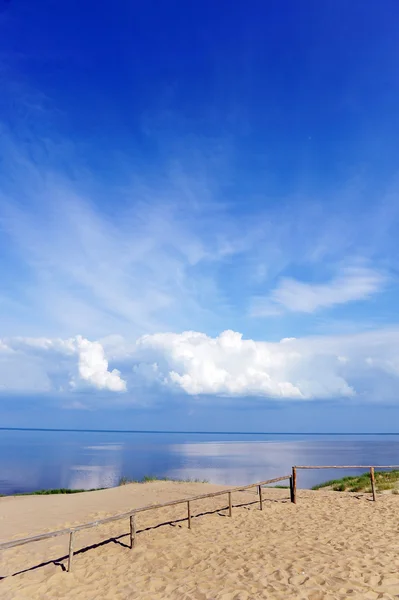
[0,476,209,497]
[312,469,399,493]
[118,475,209,485]
[0,476,210,497]
[0,487,103,497]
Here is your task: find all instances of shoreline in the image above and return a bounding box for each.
[4,467,399,498]
[0,476,211,498]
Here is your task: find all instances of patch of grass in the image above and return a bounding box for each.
[312,470,399,493]
[312,475,358,490]
[0,476,210,497]
[0,487,104,497]
[119,476,133,485]
[332,483,346,492]
[375,481,395,491]
[119,475,209,486]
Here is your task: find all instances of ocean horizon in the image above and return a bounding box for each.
[3,427,399,434]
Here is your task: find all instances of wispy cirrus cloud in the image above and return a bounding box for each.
[2,117,399,343]
[0,131,243,340]
[251,266,387,316]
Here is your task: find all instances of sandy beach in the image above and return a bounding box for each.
[1,482,399,599]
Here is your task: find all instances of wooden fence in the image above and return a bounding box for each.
[0,474,291,573]
[3,464,399,575]
[291,465,399,504]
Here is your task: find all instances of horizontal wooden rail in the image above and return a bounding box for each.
[291,465,399,504]
[295,465,399,469]
[0,474,291,571]
[133,474,290,513]
[6,464,394,574]
[0,527,73,550]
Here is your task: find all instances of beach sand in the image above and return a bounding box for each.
[1,482,399,599]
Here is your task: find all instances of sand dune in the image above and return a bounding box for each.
[2,482,399,599]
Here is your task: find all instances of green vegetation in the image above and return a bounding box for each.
[312,470,399,493]
[0,487,103,498]
[0,476,209,498]
[119,475,209,485]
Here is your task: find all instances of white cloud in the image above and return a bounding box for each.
[74,335,126,392]
[132,328,399,402]
[0,135,241,340]
[2,328,399,402]
[251,266,386,316]
[1,127,399,350]
[136,329,353,399]
[0,132,398,406]
[0,335,126,393]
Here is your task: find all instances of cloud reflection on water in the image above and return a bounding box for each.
[166,439,399,488]
[2,431,399,494]
[68,441,125,488]
[166,441,301,485]
[69,464,121,489]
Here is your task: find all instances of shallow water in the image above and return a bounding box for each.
[2,428,399,494]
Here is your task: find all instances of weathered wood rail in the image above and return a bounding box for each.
[0,474,291,574]
[4,464,398,576]
[291,465,399,504]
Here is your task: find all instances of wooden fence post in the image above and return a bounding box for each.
[370,467,376,502]
[67,531,74,572]
[289,475,294,503]
[130,514,136,549]
[292,467,297,504]
[0,474,293,576]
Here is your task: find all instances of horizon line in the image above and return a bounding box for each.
[1,427,399,435]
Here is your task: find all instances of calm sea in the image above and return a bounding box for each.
[2,429,399,495]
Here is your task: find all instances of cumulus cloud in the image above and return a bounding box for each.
[2,328,399,403]
[251,266,386,316]
[132,327,399,402]
[74,336,126,392]
[136,329,353,399]
[0,335,126,393]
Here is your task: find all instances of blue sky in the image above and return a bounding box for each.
[1,0,399,431]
